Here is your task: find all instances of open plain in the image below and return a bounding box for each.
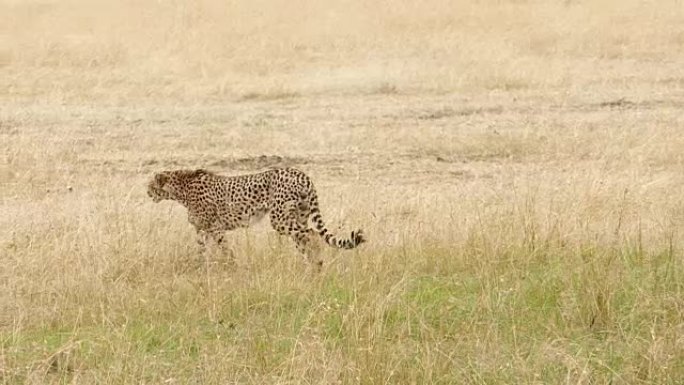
[1,0,684,383]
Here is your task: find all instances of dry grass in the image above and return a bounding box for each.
[1,0,684,384]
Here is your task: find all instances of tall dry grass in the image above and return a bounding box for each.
[1,0,684,384]
[2,0,684,102]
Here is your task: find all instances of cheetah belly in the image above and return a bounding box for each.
[248,204,270,226]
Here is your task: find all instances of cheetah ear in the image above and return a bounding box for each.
[155,173,170,186]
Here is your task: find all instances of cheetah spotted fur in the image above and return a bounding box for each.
[147,167,365,265]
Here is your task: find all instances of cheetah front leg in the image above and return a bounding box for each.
[195,226,225,250]
[188,211,211,253]
[193,224,236,269]
[189,210,230,265]
[195,228,209,251]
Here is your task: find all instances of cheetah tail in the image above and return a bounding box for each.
[308,208,366,250]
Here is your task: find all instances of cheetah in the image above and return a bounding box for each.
[147,167,365,266]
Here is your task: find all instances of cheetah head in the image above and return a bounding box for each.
[147,172,177,203]
[147,169,209,203]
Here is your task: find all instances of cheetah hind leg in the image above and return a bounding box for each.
[270,203,322,270]
[293,229,323,271]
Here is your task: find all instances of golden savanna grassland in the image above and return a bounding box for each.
[1,0,683,383]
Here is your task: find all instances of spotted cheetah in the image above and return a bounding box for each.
[147,167,365,266]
